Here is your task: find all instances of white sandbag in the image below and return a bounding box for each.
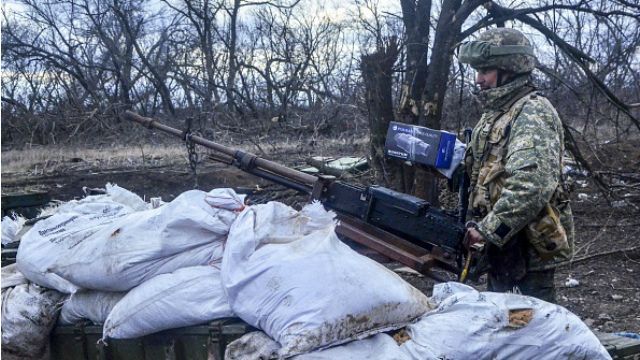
[222,201,431,357]
[20,188,244,292]
[105,183,149,211]
[225,331,409,360]
[58,291,125,325]
[103,265,234,339]
[400,282,611,360]
[1,283,65,359]
[1,215,26,245]
[1,264,28,289]
[17,197,133,293]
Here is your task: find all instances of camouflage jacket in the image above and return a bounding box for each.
[465,75,574,269]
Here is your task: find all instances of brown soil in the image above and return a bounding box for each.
[2,141,639,334]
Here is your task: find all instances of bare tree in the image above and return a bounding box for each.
[223,0,301,112]
[162,0,225,120]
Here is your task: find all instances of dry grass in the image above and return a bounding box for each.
[1,136,370,177]
[1,144,190,176]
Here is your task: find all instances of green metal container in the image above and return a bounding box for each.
[50,319,253,360]
[1,191,51,219]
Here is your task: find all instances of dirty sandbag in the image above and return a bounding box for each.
[103,265,234,340]
[22,188,243,292]
[1,283,65,360]
[225,331,281,360]
[294,333,410,360]
[1,264,28,289]
[400,282,611,360]
[225,331,410,360]
[58,290,125,325]
[222,201,431,358]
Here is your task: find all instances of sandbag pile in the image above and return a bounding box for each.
[16,185,243,292]
[2,185,245,357]
[225,282,611,360]
[2,184,610,360]
[400,282,612,360]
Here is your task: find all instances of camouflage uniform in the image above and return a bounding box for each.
[460,29,574,303]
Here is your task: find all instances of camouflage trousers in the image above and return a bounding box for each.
[485,231,557,303]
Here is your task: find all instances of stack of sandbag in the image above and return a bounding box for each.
[57,264,236,340]
[399,282,612,360]
[227,281,612,360]
[221,201,431,358]
[1,264,65,360]
[17,186,244,293]
[7,186,246,347]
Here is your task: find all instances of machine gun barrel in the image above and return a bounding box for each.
[124,111,318,194]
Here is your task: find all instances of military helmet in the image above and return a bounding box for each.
[459,28,537,74]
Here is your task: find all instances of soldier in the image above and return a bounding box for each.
[458,28,574,303]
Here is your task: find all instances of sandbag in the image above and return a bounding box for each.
[17,195,134,293]
[224,331,281,360]
[222,201,431,357]
[1,283,64,359]
[40,183,145,216]
[225,331,409,360]
[104,183,148,211]
[103,265,234,339]
[1,264,28,289]
[400,282,612,360]
[19,188,244,292]
[1,215,25,245]
[58,291,125,325]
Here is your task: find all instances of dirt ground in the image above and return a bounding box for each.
[2,141,639,334]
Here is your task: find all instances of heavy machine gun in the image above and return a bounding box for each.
[124,111,469,280]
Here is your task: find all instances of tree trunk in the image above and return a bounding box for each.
[412,0,464,205]
[398,0,432,121]
[398,0,433,194]
[360,37,404,190]
[226,0,240,111]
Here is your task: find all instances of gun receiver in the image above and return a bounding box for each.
[124,111,465,279]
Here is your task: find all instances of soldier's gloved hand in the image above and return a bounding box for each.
[464,227,485,251]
